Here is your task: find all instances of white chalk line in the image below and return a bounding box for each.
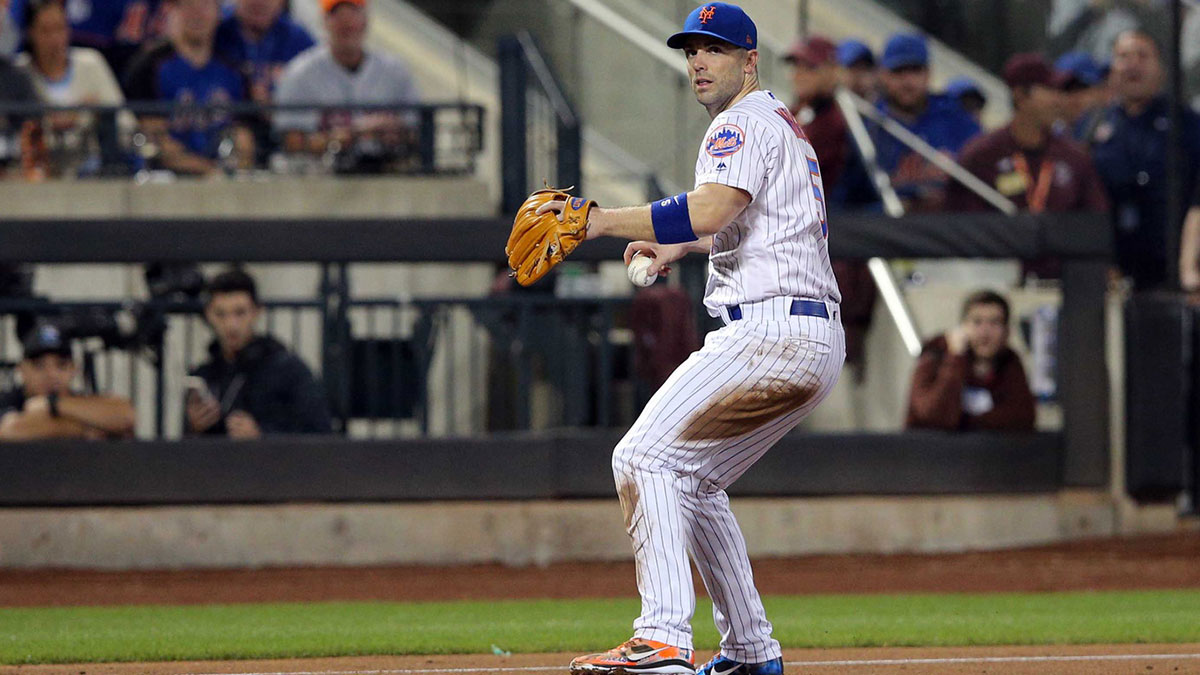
[180,651,1200,675]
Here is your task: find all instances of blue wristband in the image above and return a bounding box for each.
[651,192,696,244]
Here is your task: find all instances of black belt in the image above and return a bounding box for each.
[726,299,829,321]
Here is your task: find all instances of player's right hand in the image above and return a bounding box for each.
[624,241,689,277]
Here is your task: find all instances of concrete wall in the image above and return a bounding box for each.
[0,491,1175,569]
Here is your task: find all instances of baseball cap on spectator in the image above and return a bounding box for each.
[784,35,837,67]
[667,2,757,51]
[837,40,875,68]
[1054,51,1103,88]
[881,34,928,71]
[945,76,984,100]
[22,323,72,361]
[1003,53,1055,89]
[321,0,364,12]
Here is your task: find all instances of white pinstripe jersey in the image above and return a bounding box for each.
[694,90,842,317]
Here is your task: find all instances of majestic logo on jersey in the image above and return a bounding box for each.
[706,124,744,157]
[698,6,715,23]
[715,161,728,172]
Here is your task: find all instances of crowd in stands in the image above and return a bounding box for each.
[0,0,421,177]
[0,267,332,441]
[785,27,1200,431]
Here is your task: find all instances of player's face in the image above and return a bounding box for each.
[205,292,261,357]
[236,0,285,33]
[1111,33,1163,103]
[962,303,1008,360]
[683,36,754,110]
[880,65,929,113]
[28,3,70,67]
[19,354,75,398]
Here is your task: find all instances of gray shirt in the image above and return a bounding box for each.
[273,46,419,133]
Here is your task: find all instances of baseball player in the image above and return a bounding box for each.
[534,4,844,674]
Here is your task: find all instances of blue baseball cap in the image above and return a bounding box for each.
[1054,51,1103,87]
[667,3,757,51]
[23,322,72,360]
[837,40,875,67]
[881,33,928,71]
[945,76,984,100]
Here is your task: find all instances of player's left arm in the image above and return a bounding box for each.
[578,182,751,242]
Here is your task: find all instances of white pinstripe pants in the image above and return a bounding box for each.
[612,300,845,662]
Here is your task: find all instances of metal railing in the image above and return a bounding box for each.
[0,101,485,179]
[498,32,582,214]
[0,286,635,439]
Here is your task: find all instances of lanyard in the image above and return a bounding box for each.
[1011,152,1054,213]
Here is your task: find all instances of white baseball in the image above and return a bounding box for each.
[627,252,658,288]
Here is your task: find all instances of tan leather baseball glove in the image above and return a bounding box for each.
[505,188,596,286]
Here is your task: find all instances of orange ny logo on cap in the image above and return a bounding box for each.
[699,5,715,23]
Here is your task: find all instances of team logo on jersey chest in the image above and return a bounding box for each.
[706,123,745,157]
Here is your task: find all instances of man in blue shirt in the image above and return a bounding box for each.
[214,0,313,104]
[871,33,981,211]
[123,0,252,175]
[1086,29,1200,289]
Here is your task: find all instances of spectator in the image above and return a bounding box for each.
[872,33,981,211]
[123,0,253,176]
[214,0,313,104]
[949,54,1109,281]
[906,290,1035,432]
[1086,29,1200,289]
[273,0,419,171]
[1178,178,1200,292]
[185,269,332,438]
[949,54,1109,215]
[16,0,131,176]
[784,36,845,181]
[0,322,135,440]
[68,0,165,80]
[837,39,877,100]
[1054,51,1108,140]
[945,76,987,125]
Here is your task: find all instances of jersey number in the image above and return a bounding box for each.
[807,158,829,239]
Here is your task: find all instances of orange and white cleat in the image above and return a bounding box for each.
[569,637,695,674]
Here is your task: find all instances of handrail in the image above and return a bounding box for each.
[561,0,688,80]
[847,93,1019,215]
[514,31,577,127]
[834,87,924,358]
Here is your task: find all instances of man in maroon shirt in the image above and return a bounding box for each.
[906,290,1035,432]
[784,35,849,184]
[947,53,1109,280]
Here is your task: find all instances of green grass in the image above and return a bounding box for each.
[1,590,1199,664]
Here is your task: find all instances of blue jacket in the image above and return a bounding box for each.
[1088,95,1200,288]
[871,93,981,204]
[214,11,315,93]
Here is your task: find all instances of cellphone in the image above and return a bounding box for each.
[185,376,214,401]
